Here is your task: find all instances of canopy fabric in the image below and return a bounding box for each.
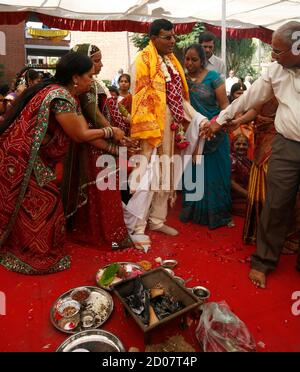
[0,0,300,39]
[204,23,274,45]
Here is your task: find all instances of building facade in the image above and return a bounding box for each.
[0,22,70,85]
[0,21,139,86]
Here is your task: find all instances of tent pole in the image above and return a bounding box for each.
[221,0,227,74]
[258,39,262,75]
[126,31,131,74]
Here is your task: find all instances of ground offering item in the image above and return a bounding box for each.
[51,286,113,334]
[145,335,196,352]
[196,301,256,352]
[96,262,144,290]
[113,268,200,332]
[125,278,185,326]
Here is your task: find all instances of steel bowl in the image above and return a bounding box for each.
[71,287,91,304]
[56,329,125,352]
[192,286,211,301]
[162,268,175,276]
[161,259,178,269]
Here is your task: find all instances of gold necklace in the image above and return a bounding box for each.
[188,70,203,82]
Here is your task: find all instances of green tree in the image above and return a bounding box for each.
[215,38,257,78]
[131,33,150,51]
[175,23,205,49]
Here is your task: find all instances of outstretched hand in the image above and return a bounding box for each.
[200,120,222,140]
[112,127,125,142]
[222,118,241,132]
[120,137,141,156]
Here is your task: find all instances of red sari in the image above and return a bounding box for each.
[63,82,132,250]
[0,85,76,274]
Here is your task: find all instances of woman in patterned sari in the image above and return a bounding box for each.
[230,132,252,217]
[230,97,299,253]
[117,73,132,129]
[0,52,125,275]
[63,44,136,250]
[180,44,231,229]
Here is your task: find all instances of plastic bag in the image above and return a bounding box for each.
[196,301,256,352]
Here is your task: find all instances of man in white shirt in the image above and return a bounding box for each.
[244,75,253,90]
[225,69,239,96]
[199,32,226,79]
[201,21,300,289]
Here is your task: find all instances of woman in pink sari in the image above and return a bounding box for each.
[0,52,124,275]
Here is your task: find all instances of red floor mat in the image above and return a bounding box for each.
[0,202,300,352]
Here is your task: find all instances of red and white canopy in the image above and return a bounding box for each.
[0,0,300,42]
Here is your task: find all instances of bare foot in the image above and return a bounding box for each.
[248,269,266,289]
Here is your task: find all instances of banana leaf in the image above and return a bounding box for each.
[99,263,120,286]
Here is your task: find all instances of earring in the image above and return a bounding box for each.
[74,81,78,88]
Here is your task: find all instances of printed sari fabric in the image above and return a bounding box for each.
[106,96,130,136]
[243,97,299,251]
[0,85,76,274]
[119,93,132,115]
[63,81,133,250]
[181,71,232,229]
[243,97,278,244]
[231,153,252,217]
[230,126,253,217]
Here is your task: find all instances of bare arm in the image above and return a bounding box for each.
[215,83,229,111]
[216,77,274,125]
[55,112,108,143]
[201,76,274,139]
[225,108,258,131]
[235,108,258,124]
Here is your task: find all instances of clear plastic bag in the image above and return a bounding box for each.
[196,301,256,352]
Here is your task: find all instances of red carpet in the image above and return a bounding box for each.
[0,200,300,352]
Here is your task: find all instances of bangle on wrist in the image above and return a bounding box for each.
[102,126,114,139]
[107,142,119,156]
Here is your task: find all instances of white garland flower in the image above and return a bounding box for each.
[159,55,180,83]
[159,58,171,83]
[164,56,180,76]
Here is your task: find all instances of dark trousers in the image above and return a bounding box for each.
[251,134,300,274]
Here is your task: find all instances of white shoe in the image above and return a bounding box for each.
[150,224,178,236]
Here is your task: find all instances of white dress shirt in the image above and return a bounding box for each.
[225,76,239,95]
[217,62,300,142]
[207,54,226,80]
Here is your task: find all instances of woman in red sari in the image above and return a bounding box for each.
[117,74,132,131]
[0,52,124,275]
[64,44,137,250]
